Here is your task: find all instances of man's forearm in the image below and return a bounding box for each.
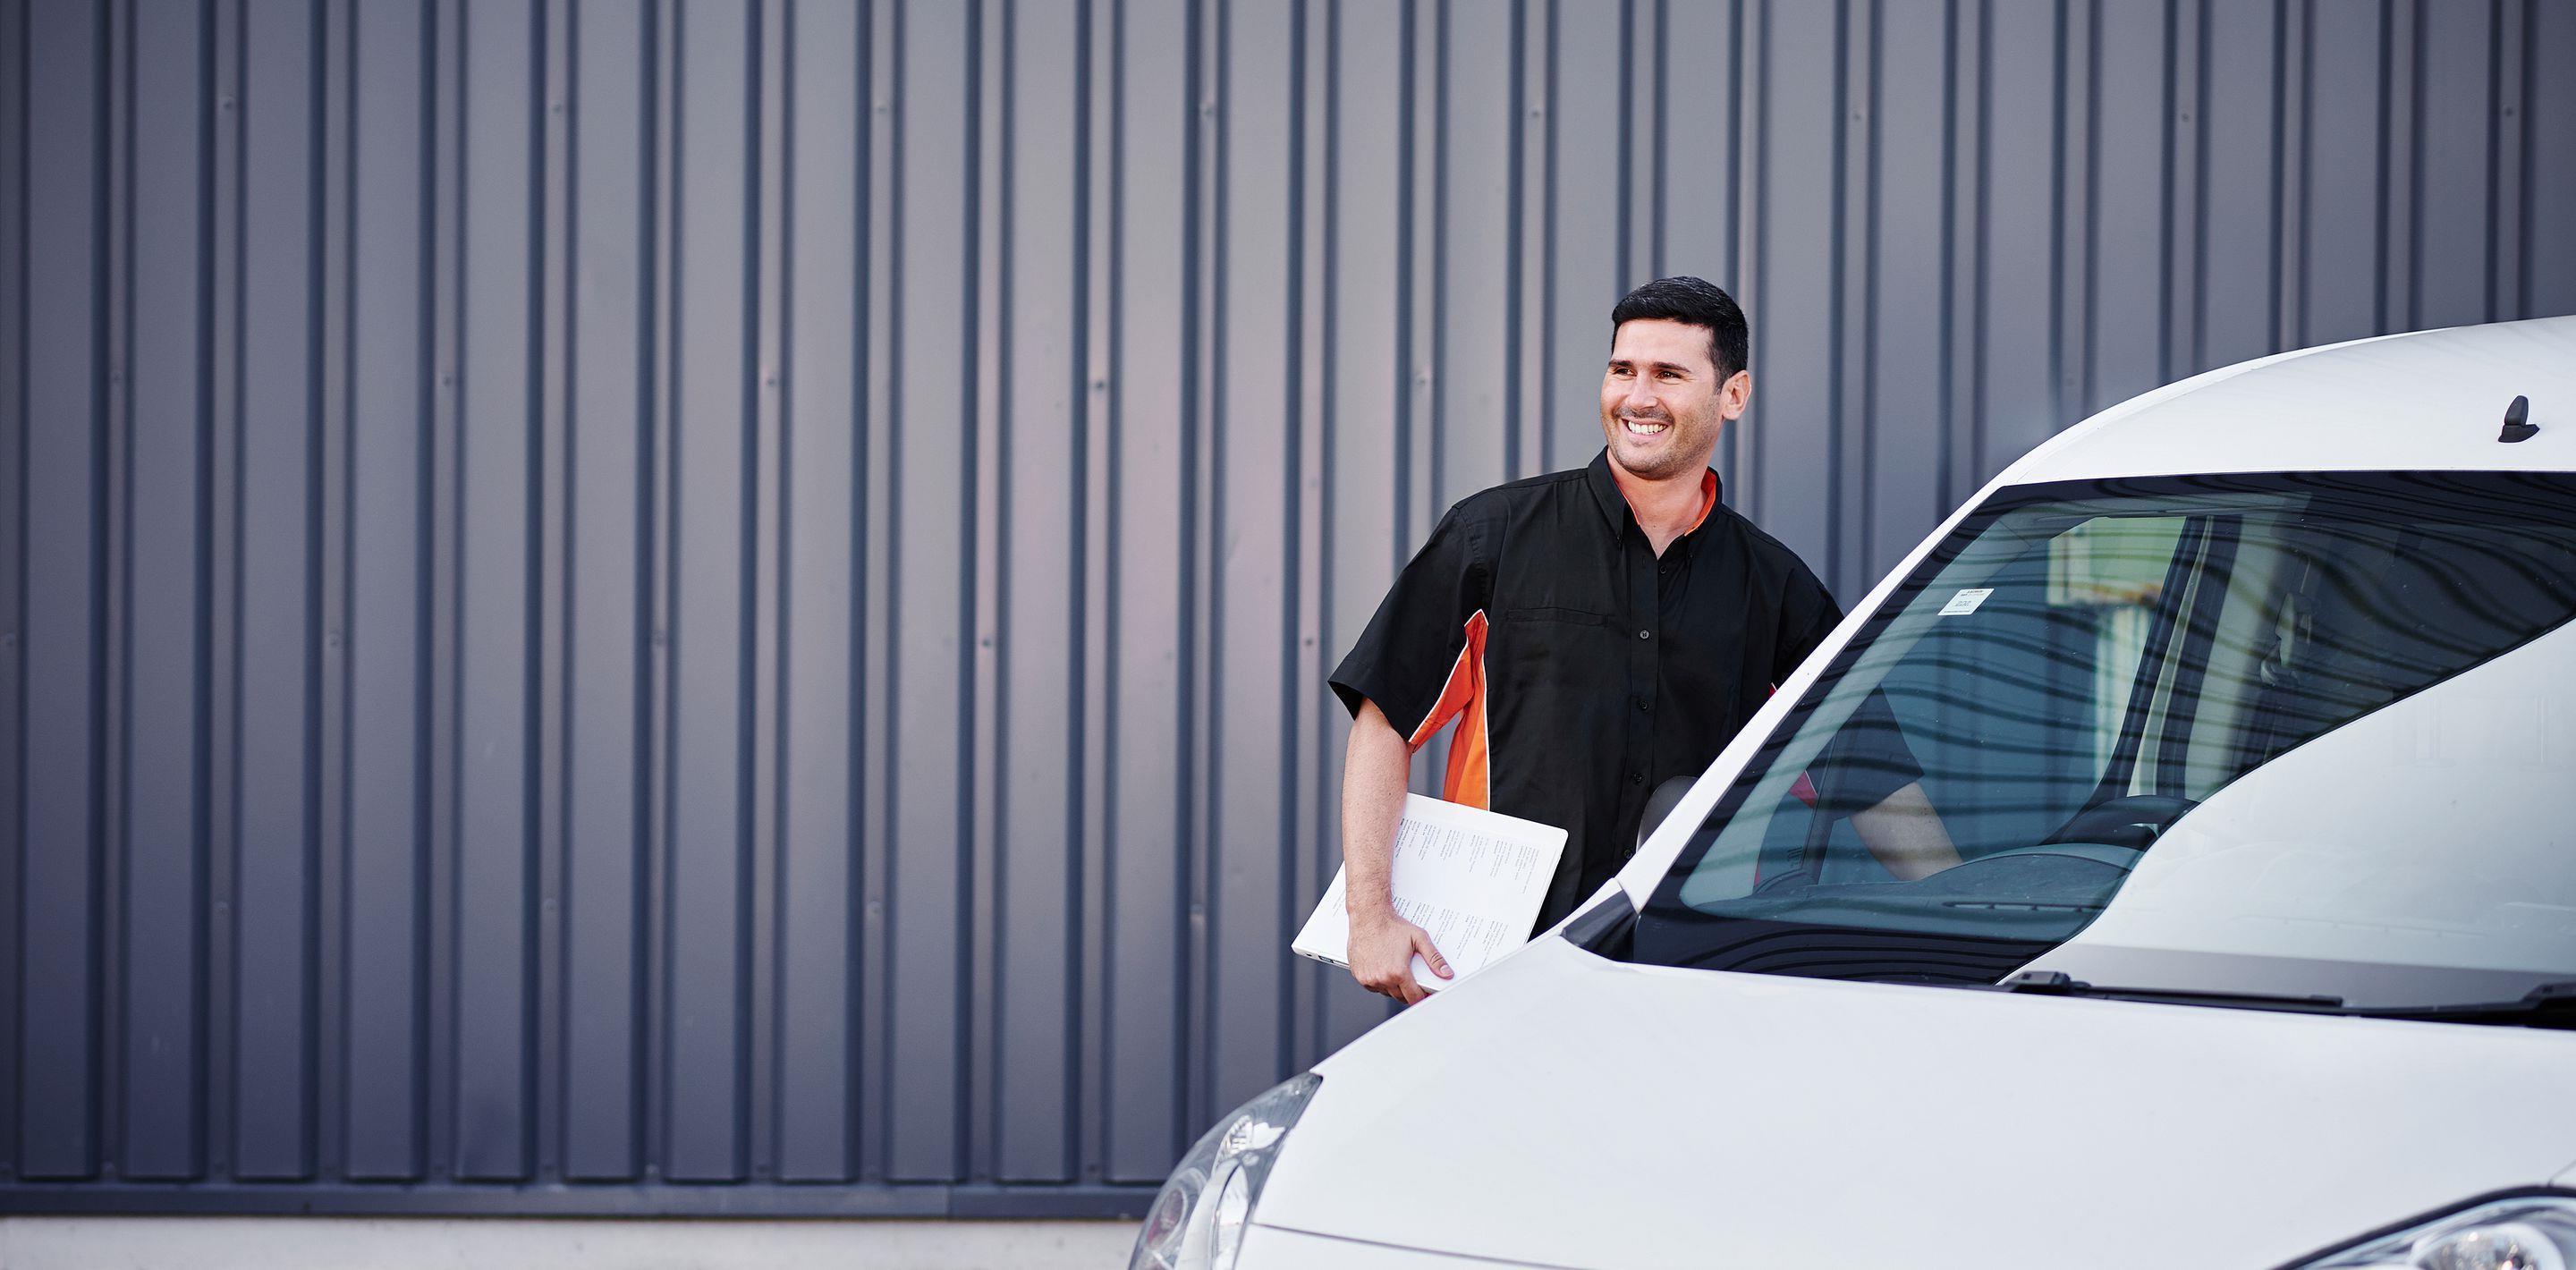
[1340,698,1412,926]
[1851,780,1962,880]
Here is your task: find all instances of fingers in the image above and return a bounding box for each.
[1347,919,1448,1002]
[1412,929,1453,980]
[1347,956,1402,999]
[1360,963,1421,994]
[1390,966,1426,1005]
[1360,972,1419,1003]
[1370,966,1423,1003]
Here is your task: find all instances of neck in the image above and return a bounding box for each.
[1607,457,1709,555]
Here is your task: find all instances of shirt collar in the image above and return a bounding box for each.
[1584,448,1724,538]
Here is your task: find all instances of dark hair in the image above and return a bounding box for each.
[1610,275,1749,381]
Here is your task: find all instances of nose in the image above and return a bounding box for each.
[1622,375,1660,414]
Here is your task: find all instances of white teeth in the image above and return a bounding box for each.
[1624,419,1668,436]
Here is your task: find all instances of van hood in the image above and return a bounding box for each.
[1256,938,2576,1269]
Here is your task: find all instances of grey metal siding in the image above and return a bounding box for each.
[4,0,2572,1217]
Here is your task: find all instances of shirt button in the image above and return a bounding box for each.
[1638,629,1652,640]
[1630,771,1647,785]
[1634,697,1650,712]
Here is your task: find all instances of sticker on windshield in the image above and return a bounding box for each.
[1938,588,1995,616]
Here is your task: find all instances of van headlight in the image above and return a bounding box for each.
[2289,1194,2576,1269]
[1128,1073,1322,1270]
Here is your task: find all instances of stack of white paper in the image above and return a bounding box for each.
[1292,793,1570,993]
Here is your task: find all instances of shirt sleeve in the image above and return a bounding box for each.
[1329,504,1490,745]
[1772,562,1845,688]
[1809,690,1927,814]
[1775,563,1927,812]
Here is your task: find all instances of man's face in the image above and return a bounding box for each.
[1599,318,1750,481]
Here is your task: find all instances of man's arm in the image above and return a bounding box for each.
[1851,780,1961,880]
[1340,698,1452,1004]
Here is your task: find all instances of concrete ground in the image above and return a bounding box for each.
[0,1216,1140,1269]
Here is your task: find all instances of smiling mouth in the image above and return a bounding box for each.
[1621,417,1671,438]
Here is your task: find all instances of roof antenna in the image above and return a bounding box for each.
[2501,395,2538,444]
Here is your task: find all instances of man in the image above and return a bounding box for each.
[1329,276,1959,1003]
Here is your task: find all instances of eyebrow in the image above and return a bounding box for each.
[1607,358,1697,376]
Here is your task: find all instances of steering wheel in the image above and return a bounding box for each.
[2042,793,2199,851]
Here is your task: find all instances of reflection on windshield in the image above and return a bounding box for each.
[1633,472,2576,993]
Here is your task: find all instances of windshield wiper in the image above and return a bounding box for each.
[2341,981,2576,1030]
[1991,969,2345,1013]
[1994,971,2576,1029]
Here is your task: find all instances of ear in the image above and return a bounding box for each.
[1718,369,1752,419]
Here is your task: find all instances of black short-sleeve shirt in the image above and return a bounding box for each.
[1331,449,1916,931]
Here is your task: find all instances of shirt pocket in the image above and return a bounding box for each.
[1490,605,1614,627]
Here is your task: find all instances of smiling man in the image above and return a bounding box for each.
[1330,276,1958,1003]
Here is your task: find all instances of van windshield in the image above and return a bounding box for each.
[1632,472,2576,1004]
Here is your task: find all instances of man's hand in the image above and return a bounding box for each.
[1349,909,1451,1004]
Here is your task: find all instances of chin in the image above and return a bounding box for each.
[1613,444,1690,480]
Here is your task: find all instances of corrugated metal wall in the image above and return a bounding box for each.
[4,0,2572,1217]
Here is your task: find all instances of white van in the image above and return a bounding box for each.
[1131,316,2576,1270]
